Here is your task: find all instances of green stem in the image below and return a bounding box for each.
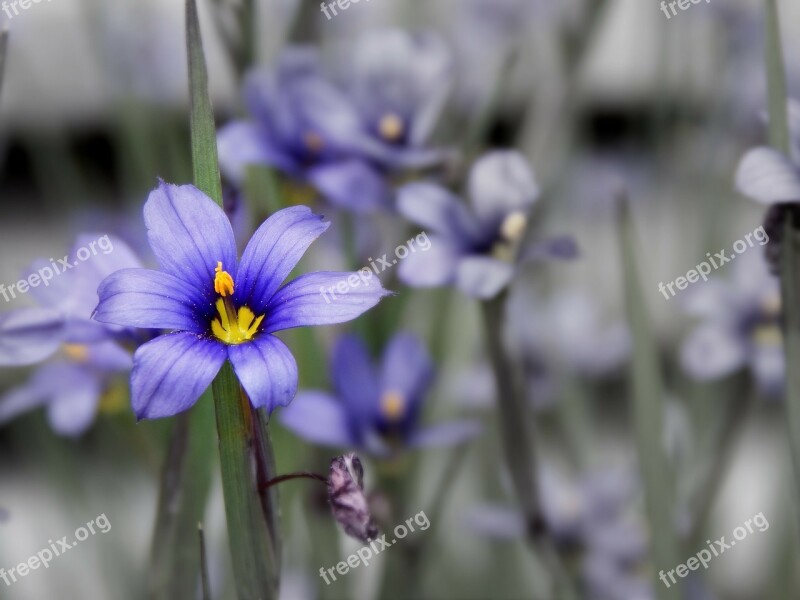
[186,0,281,595]
[481,293,577,600]
[685,377,751,549]
[0,25,9,100]
[213,363,279,598]
[763,0,800,515]
[148,396,215,599]
[407,444,472,598]
[765,0,790,156]
[481,293,541,529]
[199,523,211,600]
[616,197,679,600]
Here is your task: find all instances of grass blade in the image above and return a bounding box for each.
[148,397,216,599]
[616,197,679,600]
[186,1,280,596]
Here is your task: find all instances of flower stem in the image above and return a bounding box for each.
[764,0,800,515]
[198,523,211,600]
[481,292,577,600]
[616,196,679,600]
[148,397,215,599]
[260,471,328,490]
[186,0,281,595]
[212,362,279,597]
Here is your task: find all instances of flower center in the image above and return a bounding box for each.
[500,211,528,243]
[378,113,404,142]
[491,211,528,262]
[62,344,89,362]
[210,262,264,345]
[753,323,782,347]
[380,390,406,422]
[303,131,324,154]
[761,293,781,318]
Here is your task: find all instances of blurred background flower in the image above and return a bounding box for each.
[0,0,794,598]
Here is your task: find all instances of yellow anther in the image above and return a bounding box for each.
[378,113,404,142]
[303,131,324,153]
[214,261,234,297]
[754,324,782,347]
[500,211,528,243]
[761,293,781,318]
[63,344,89,362]
[211,299,265,345]
[380,390,406,422]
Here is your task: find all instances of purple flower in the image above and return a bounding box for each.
[217,50,391,213]
[279,332,480,457]
[735,99,800,206]
[467,466,651,600]
[92,182,390,420]
[680,252,783,396]
[0,234,141,435]
[0,234,143,366]
[342,29,454,171]
[735,99,800,271]
[0,342,132,436]
[397,151,577,299]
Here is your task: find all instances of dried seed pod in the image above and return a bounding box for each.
[328,453,379,543]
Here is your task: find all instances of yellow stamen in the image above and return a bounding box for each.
[754,324,782,347]
[500,211,528,243]
[211,298,265,345]
[378,113,404,142]
[491,211,529,263]
[63,344,89,362]
[214,261,235,297]
[761,293,781,318]
[303,131,324,153]
[380,390,406,422]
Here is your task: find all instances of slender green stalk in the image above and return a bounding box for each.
[199,523,211,600]
[0,25,9,100]
[407,444,472,598]
[616,198,679,600]
[764,0,800,511]
[187,0,222,205]
[148,396,215,599]
[765,0,790,156]
[685,377,751,549]
[481,293,540,528]
[461,46,519,164]
[481,293,577,600]
[213,364,279,597]
[187,0,281,596]
[558,371,593,471]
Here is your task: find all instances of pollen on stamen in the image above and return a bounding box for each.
[380,390,406,422]
[378,113,404,142]
[500,211,528,243]
[214,261,235,297]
